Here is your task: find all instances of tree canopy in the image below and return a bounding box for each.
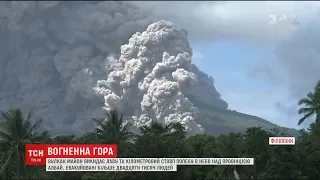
[1,80,320,180]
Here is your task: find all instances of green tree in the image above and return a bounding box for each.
[93,110,134,158]
[93,110,134,144]
[294,124,320,179]
[297,80,320,126]
[134,121,185,158]
[242,127,271,179]
[0,108,42,179]
[213,133,244,179]
[181,134,219,180]
[132,122,186,180]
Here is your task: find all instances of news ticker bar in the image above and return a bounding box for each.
[46,158,255,172]
[25,140,290,167]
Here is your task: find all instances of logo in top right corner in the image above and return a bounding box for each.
[268,14,300,26]
[269,137,295,145]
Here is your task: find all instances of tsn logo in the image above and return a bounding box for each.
[28,149,44,157]
[268,14,300,26]
[25,144,47,165]
[27,149,44,164]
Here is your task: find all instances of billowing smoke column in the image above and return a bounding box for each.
[0,1,227,135]
[94,21,204,135]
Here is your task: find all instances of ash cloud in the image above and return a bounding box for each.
[94,21,205,135]
[0,2,227,135]
[0,1,152,134]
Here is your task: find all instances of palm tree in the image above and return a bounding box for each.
[139,121,185,136]
[0,108,43,179]
[132,121,186,180]
[134,121,186,158]
[168,122,186,137]
[133,122,171,157]
[93,110,134,144]
[297,80,320,126]
[139,121,173,137]
[92,110,134,179]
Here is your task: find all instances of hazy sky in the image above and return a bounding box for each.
[133,1,320,129]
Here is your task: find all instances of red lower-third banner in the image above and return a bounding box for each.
[25,144,117,165]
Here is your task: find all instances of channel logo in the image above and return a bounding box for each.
[268,14,300,26]
[269,137,295,145]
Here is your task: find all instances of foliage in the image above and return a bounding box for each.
[2,79,320,179]
[0,112,316,180]
[297,80,320,126]
[0,108,43,179]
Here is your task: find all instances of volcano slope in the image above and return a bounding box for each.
[187,94,299,136]
[0,1,298,136]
